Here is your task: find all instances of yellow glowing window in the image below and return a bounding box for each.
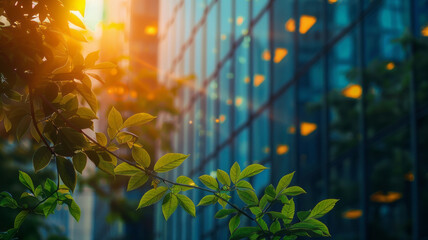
[254,75,265,87]
[145,26,157,35]
[342,84,362,99]
[219,115,226,123]
[235,97,243,107]
[188,120,193,125]
[276,145,289,155]
[285,15,317,34]
[285,18,296,32]
[404,172,414,182]
[221,34,227,40]
[288,126,296,134]
[274,48,288,63]
[215,118,220,123]
[300,122,317,136]
[422,25,428,36]
[237,16,244,26]
[263,147,270,154]
[244,76,250,84]
[227,99,233,105]
[262,49,271,61]
[328,0,338,3]
[342,210,362,219]
[370,191,402,203]
[386,62,395,70]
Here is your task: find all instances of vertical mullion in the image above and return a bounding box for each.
[409,0,419,239]
[357,0,368,239]
[268,2,274,185]
[293,0,301,185]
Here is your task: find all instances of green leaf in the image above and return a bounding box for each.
[198,175,219,190]
[283,186,306,196]
[236,180,255,191]
[114,162,140,176]
[66,197,81,222]
[215,209,237,219]
[230,162,241,184]
[96,132,108,146]
[18,171,34,192]
[238,164,267,180]
[308,199,339,219]
[97,160,115,176]
[132,146,151,168]
[229,215,240,234]
[138,186,168,209]
[0,192,18,209]
[176,176,197,191]
[4,115,12,132]
[77,107,98,120]
[216,169,230,186]
[267,211,287,220]
[33,146,52,172]
[84,51,99,67]
[230,227,260,240]
[76,83,98,112]
[72,152,87,174]
[127,172,149,191]
[108,107,123,133]
[123,113,156,128]
[270,220,281,233]
[162,193,178,220]
[56,156,77,192]
[154,153,189,173]
[14,210,28,228]
[288,218,331,237]
[218,193,231,208]
[69,12,86,29]
[281,198,295,224]
[297,211,311,221]
[176,194,196,217]
[16,116,31,141]
[197,195,218,206]
[276,172,295,195]
[265,184,276,198]
[58,127,88,149]
[237,190,259,205]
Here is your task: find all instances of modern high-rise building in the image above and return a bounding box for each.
[155,0,428,240]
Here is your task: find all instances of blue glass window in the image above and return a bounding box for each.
[219,60,232,144]
[234,40,250,129]
[220,0,232,60]
[251,110,270,163]
[205,81,217,156]
[206,3,218,76]
[235,0,249,38]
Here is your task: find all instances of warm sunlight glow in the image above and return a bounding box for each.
[235,97,243,107]
[145,26,158,35]
[370,191,402,203]
[422,25,428,36]
[244,76,250,84]
[254,75,265,87]
[221,34,227,40]
[130,91,138,99]
[237,16,244,26]
[342,84,362,99]
[285,16,317,34]
[215,118,220,123]
[386,62,395,70]
[288,126,296,134]
[262,49,271,61]
[328,0,338,3]
[189,120,193,125]
[343,210,362,219]
[274,48,288,63]
[276,145,289,155]
[301,122,317,136]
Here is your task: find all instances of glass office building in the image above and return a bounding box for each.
[155,0,428,239]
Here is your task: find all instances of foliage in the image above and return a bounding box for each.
[0,0,337,239]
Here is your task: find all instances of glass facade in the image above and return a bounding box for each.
[156,0,428,240]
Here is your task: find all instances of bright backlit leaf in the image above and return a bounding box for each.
[237,190,259,205]
[197,195,218,206]
[162,193,178,220]
[132,146,151,168]
[308,199,339,219]
[114,162,140,176]
[18,171,34,193]
[216,169,230,186]
[138,186,168,209]
[176,176,197,191]
[176,194,196,217]
[108,107,123,133]
[14,210,28,228]
[229,215,240,234]
[154,153,189,173]
[123,113,156,128]
[230,162,241,184]
[127,172,149,191]
[282,198,295,224]
[230,227,260,240]
[283,186,306,196]
[238,164,267,181]
[198,175,219,190]
[236,180,255,191]
[96,132,107,146]
[276,172,295,195]
[215,209,237,219]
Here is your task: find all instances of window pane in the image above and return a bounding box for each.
[220,0,232,59]
[205,81,217,156]
[235,0,249,38]
[219,60,232,144]
[206,3,218,76]
[251,110,270,163]
[234,40,250,129]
